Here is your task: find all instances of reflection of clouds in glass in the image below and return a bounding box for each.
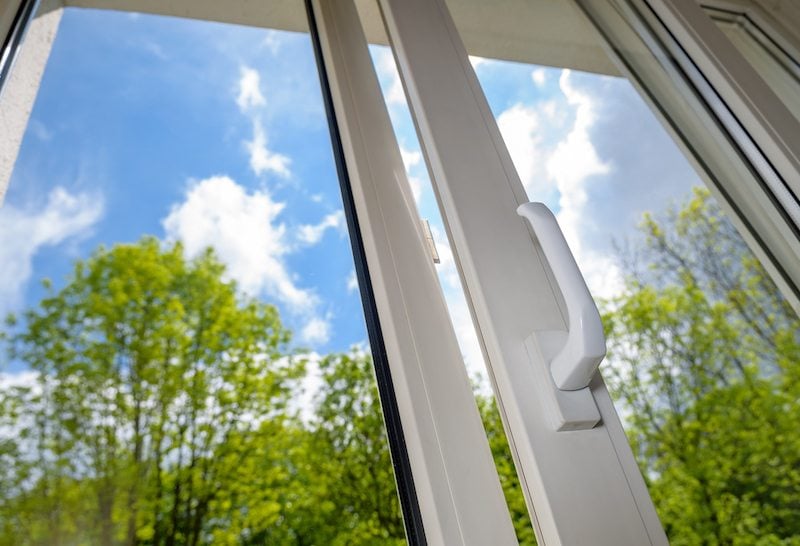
[375,58,703,384]
[496,67,698,299]
[375,48,406,106]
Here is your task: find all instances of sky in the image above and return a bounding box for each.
[0,7,703,382]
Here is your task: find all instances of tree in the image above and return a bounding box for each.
[11,187,795,546]
[0,237,437,546]
[476,394,536,545]
[0,238,301,546]
[603,188,800,545]
[258,351,407,545]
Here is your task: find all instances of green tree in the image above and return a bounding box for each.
[0,238,301,546]
[603,188,800,545]
[476,395,536,545]
[255,351,407,545]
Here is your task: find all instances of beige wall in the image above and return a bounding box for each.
[0,0,62,204]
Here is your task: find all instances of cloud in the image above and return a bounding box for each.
[346,270,358,293]
[531,68,547,87]
[236,66,266,111]
[469,55,489,70]
[408,176,423,204]
[162,175,314,311]
[301,316,331,345]
[497,103,560,203]
[245,119,291,178]
[495,69,626,298]
[234,67,291,179]
[376,49,406,106]
[261,30,283,55]
[0,187,103,317]
[291,352,322,422]
[543,70,619,299]
[498,104,541,188]
[142,40,167,61]
[162,177,348,348]
[28,120,52,142]
[400,146,421,171]
[0,371,39,391]
[296,210,344,245]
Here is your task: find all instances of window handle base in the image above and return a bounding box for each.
[524,332,601,431]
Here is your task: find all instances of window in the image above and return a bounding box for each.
[0,5,411,544]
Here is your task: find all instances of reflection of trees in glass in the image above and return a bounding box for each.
[604,188,800,544]
[1,188,797,545]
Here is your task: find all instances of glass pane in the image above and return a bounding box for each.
[705,5,800,122]
[0,7,406,545]
[444,3,800,544]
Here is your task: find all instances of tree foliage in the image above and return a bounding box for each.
[603,188,800,545]
[0,239,405,545]
[0,238,303,545]
[2,187,797,545]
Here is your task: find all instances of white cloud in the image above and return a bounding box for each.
[162,175,315,311]
[246,119,291,178]
[0,371,39,390]
[469,55,489,70]
[296,210,344,245]
[400,146,422,171]
[0,187,103,317]
[531,68,547,87]
[235,67,291,179]
[162,177,346,348]
[495,69,626,299]
[236,66,266,111]
[408,176,423,205]
[376,49,406,106]
[398,146,424,204]
[497,103,552,199]
[546,70,620,299]
[346,270,358,293]
[261,30,283,55]
[291,352,322,422]
[301,316,331,345]
[142,40,167,61]
[28,120,52,141]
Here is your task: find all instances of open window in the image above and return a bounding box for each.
[3,0,800,544]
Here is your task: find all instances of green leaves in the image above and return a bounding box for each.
[604,188,800,545]
[6,187,795,546]
[0,238,300,545]
[0,238,417,545]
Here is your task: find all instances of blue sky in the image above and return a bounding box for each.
[1,7,702,379]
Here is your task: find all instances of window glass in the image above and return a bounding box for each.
[433,3,800,541]
[0,7,406,545]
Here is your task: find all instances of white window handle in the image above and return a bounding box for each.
[517,202,606,391]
